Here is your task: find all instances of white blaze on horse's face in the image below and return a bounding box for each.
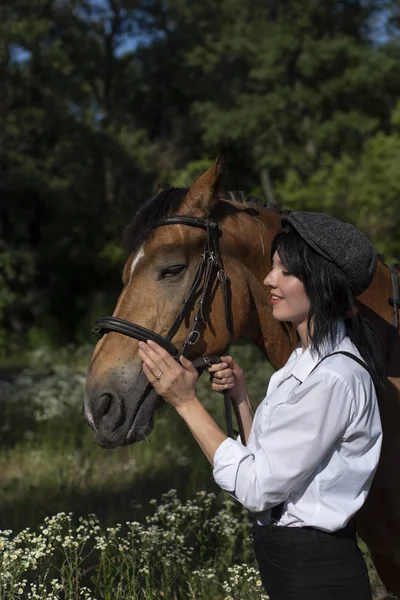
[129,244,145,282]
[110,244,146,317]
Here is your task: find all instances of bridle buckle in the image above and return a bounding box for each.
[187,330,201,346]
[217,269,229,283]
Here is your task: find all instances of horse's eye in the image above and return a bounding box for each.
[159,264,186,279]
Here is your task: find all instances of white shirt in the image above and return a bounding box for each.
[213,321,382,531]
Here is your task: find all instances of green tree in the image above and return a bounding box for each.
[277,102,400,260]
[183,0,400,200]
[0,0,153,349]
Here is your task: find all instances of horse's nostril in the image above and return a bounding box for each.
[93,393,125,429]
[97,394,113,417]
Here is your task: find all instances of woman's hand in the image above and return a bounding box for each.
[138,340,199,409]
[207,356,247,403]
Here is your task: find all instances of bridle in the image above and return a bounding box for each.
[92,215,236,438]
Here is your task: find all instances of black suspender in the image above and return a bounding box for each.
[270,350,370,525]
[309,350,371,377]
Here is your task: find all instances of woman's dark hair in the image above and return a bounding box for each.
[272,225,386,397]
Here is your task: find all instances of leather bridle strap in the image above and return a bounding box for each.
[93,317,179,357]
[388,263,399,331]
[156,215,233,354]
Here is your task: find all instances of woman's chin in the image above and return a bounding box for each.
[271,306,290,321]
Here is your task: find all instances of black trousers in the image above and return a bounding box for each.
[253,519,371,600]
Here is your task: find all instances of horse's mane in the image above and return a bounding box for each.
[124,186,282,254]
[226,190,283,213]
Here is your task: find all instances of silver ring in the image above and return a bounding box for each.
[155,371,163,381]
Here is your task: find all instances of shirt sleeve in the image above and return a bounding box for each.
[213,369,357,513]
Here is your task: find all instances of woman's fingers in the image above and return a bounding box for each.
[207,362,227,373]
[212,381,236,391]
[179,355,197,375]
[138,341,199,408]
[141,362,158,386]
[207,365,233,379]
[144,340,178,369]
[208,359,233,376]
[209,368,234,381]
[211,379,235,388]
[220,356,234,365]
[209,368,235,395]
[138,347,166,380]
[214,368,234,379]
[207,357,236,394]
[138,340,175,375]
[207,356,237,377]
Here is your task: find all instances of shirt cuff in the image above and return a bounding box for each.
[213,437,253,493]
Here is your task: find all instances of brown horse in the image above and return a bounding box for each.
[84,157,400,597]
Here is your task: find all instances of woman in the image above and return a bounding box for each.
[138,211,384,600]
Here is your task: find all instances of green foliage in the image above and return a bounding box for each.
[1,0,399,352]
[188,0,400,182]
[277,102,400,260]
[0,243,37,354]
[160,158,216,188]
[0,0,154,350]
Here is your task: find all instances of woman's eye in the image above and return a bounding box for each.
[159,265,186,279]
[282,270,292,276]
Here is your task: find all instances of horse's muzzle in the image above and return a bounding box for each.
[83,369,159,448]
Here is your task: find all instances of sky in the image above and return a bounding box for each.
[8,0,397,64]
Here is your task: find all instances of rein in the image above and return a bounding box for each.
[93,215,236,439]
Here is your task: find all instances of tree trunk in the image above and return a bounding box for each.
[260,167,276,206]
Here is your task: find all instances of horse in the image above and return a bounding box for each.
[84,155,400,597]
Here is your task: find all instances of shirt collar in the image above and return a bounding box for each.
[291,320,347,383]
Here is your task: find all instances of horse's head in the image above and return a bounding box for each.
[84,155,288,448]
[84,154,236,447]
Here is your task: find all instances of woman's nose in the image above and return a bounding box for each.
[263,269,275,287]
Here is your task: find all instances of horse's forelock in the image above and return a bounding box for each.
[123,187,189,254]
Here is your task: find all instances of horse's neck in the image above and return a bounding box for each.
[359,260,399,367]
[227,206,297,369]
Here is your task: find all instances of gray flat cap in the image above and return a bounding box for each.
[280,211,377,297]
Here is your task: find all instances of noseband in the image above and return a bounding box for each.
[92,215,236,438]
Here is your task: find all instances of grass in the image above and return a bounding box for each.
[0,342,272,530]
[0,342,392,598]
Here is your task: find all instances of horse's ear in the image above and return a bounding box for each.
[181,150,227,215]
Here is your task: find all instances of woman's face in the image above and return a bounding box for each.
[264,251,310,327]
